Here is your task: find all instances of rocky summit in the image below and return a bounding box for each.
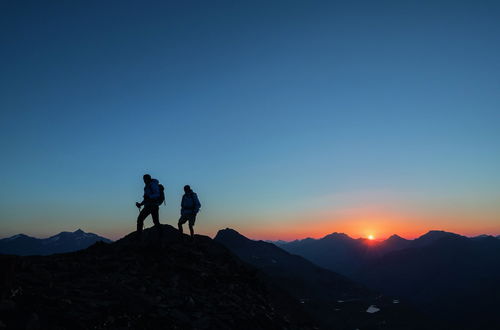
[0,225,315,330]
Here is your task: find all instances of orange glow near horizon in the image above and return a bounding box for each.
[208,205,500,241]
[368,234,375,240]
[4,191,499,242]
[94,199,500,242]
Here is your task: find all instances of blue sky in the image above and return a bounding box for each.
[1,0,499,240]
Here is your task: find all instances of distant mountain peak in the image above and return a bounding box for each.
[214,228,250,242]
[386,234,407,242]
[412,230,464,247]
[272,239,290,245]
[419,230,460,239]
[0,229,112,256]
[322,232,352,240]
[472,234,492,239]
[4,233,32,241]
[428,229,454,234]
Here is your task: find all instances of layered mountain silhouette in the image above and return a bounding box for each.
[356,234,500,329]
[277,231,372,275]
[2,226,496,329]
[374,234,411,256]
[277,230,470,276]
[215,228,436,330]
[277,230,500,329]
[0,229,112,256]
[0,225,315,329]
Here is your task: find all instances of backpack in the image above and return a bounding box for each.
[158,184,166,205]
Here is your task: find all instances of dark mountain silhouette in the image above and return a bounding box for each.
[278,232,369,276]
[0,229,112,256]
[355,234,500,329]
[0,225,315,330]
[470,234,493,240]
[215,228,438,330]
[215,229,367,299]
[374,235,411,256]
[278,230,500,329]
[410,230,463,247]
[278,230,469,276]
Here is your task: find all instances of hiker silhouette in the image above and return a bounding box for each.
[178,185,201,238]
[136,174,164,239]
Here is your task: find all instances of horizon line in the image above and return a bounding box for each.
[2,226,499,242]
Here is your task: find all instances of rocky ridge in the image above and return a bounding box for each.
[0,225,315,330]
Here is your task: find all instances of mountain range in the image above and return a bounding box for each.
[0,229,112,256]
[357,234,500,329]
[215,228,435,330]
[276,230,500,329]
[1,227,498,329]
[276,230,483,275]
[0,225,439,330]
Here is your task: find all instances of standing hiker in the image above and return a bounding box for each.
[135,174,165,238]
[178,185,201,238]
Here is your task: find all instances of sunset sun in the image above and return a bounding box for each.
[368,235,375,240]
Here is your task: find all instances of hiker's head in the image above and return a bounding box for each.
[143,174,152,184]
[184,185,192,193]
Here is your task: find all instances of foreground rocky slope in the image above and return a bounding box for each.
[0,225,315,330]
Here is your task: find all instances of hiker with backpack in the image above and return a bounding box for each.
[135,174,165,238]
[178,185,201,238]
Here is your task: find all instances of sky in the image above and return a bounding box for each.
[1,0,499,241]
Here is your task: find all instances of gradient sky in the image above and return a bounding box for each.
[1,0,499,241]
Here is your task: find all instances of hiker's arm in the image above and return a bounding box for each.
[194,194,201,210]
[137,195,146,206]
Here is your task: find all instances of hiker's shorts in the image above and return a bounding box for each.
[178,213,197,226]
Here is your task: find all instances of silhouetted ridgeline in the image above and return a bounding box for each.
[1,226,496,329]
[0,229,112,256]
[0,225,315,330]
[215,228,437,330]
[277,230,500,329]
[355,234,500,329]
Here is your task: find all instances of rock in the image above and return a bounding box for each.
[25,313,39,330]
[0,225,315,329]
[0,300,15,312]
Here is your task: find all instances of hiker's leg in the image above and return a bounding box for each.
[151,205,162,238]
[177,216,184,234]
[188,214,197,238]
[178,215,188,234]
[151,205,160,227]
[137,207,151,236]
